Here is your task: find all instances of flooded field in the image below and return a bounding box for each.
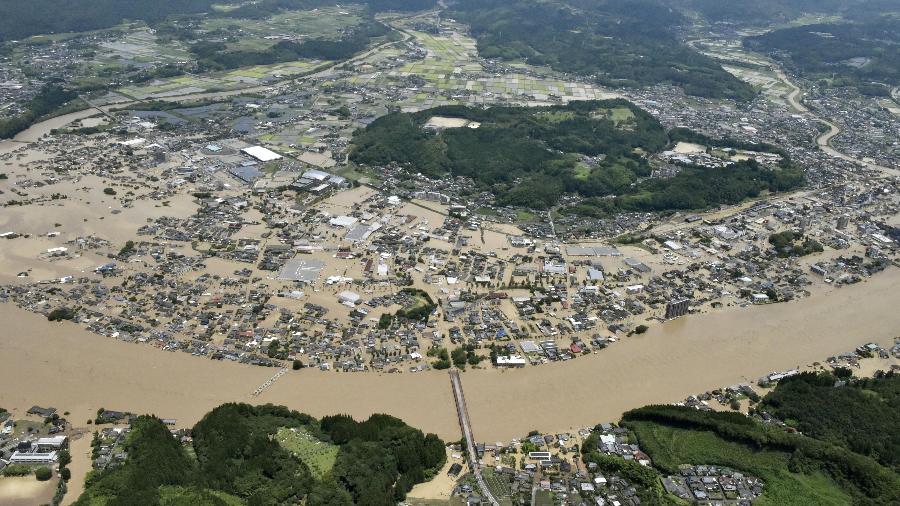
[0,476,57,506]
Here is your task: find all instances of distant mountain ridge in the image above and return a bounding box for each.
[0,0,437,41]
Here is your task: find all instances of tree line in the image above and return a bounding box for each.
[621,396,900,505]
[350,100,803,214]
[759,371,900,472]
[73,403,446,505]
[0,0,436,41]
[447,0,756,100]
[0,84,81,140]
[744,16,900,90]
[190,20,390,72]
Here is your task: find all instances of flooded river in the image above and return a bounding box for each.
[2,268,899,443]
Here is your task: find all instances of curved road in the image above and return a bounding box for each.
[774,68,900,177]
[687,38,899,178]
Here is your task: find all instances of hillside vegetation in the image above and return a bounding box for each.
[350,100,803,213]
[73,403,446,506]
[675,0,900,24]
[0,0,220,41]
[758,371,900,471]
[447,0,756,100]
[744,17,900,91]
[608,371,900,505]
[0,0,437,41]
[0,84,83,140]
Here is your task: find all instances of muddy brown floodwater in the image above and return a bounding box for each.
[1,268,900,445]
[0,476,57,506]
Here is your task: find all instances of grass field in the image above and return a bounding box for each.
[202,5,365,51]
[573,163,592,181]
[275,426,339,479]
[482,468,514,505]
[158,486,244,505]
[335,164,382,184]
[11,419,50,438]
[628,421,851,506]
[536,110,576,123]
[533,490,554,506]
[592,106,635,127]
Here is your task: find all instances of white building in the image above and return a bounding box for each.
[496,355,527,368]
[36,436,68,451]
[625,284,644,294]
[10,450,58,464]
[338,291,361,305]
[329,215,358,228]
[241,146,282,162]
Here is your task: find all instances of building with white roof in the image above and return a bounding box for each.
[338,291,361,305]
[329,216,358,228]
[241,146,282,162]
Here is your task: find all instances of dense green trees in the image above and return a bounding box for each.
[47,307,77,321]
[2,465,32,476]
[429,347,451,369]
[759,371,900,471]
[768,230,824,257]
[0,0,220,41]
[393,288,436,321]
[451,348,468,369]
[0,84,80,140]
[74,404,444,505]
[75,415,194,505]
[191,404,315,504]
[35,466,53,481]
[320,413,446,504]
[350,100,670,209]
[745,17,900,87]
[447,0,755,100]
[351,101,803,213]
[621,399,900,505]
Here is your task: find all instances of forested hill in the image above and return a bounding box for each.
[446,0,756,100]
[73,403,446,506]
[672,0,899,24]
[744,17,900,90]
[0,0,219,40]
[0,0,438,41]
[613,371,900,504]
[758,370,900,472]
[672,0,853,24]
[350,100,803,213]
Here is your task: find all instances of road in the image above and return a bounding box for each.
[5,18,417,147]
[449,370,500,506]
[773,68,900,178]
[686,38,899,178]
[80,17,415,112]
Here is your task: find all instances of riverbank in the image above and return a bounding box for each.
[2,267,899,443]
